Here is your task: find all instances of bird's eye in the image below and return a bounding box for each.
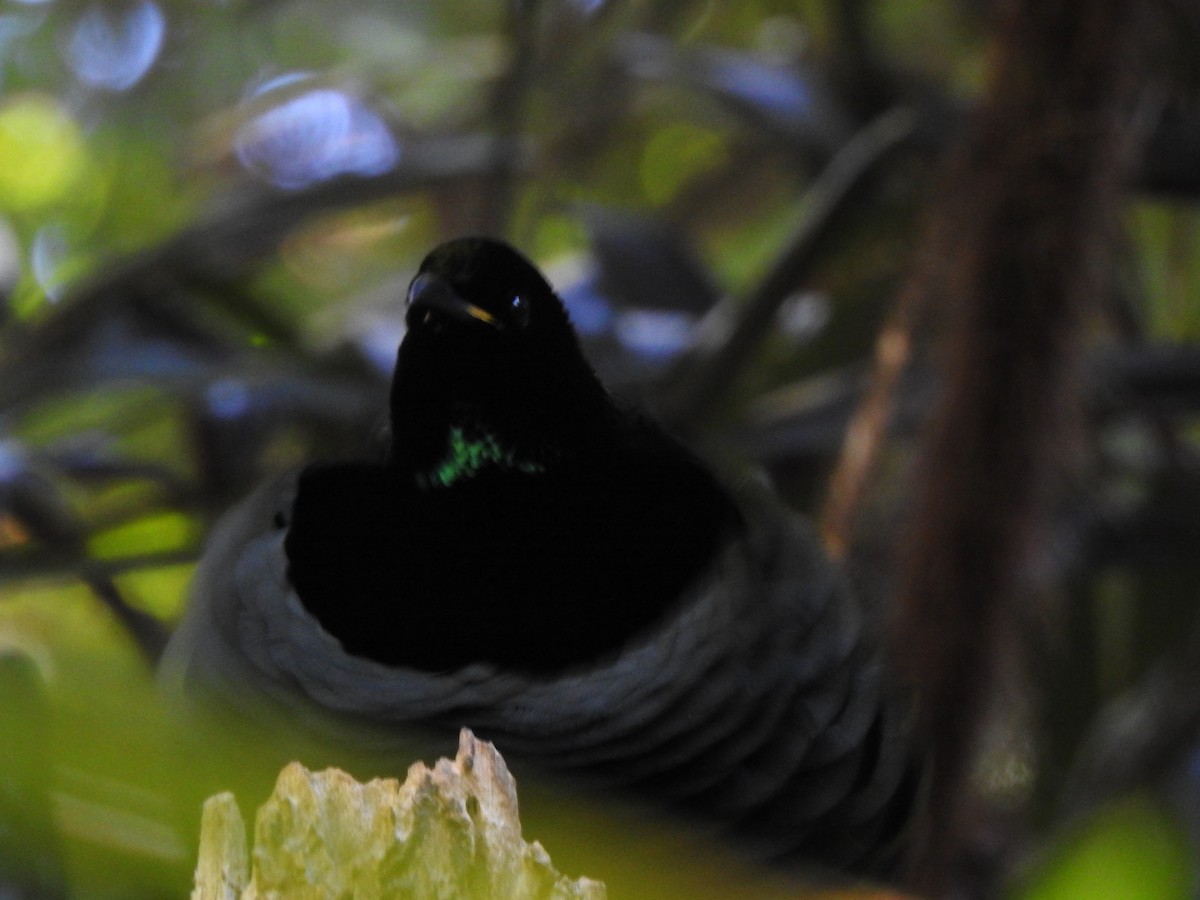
[509,294,531,327]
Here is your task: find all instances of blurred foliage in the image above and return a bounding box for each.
[0,0,1197,897]
[1013,795,1194,900]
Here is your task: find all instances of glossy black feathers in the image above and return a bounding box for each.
[283,237,740,673]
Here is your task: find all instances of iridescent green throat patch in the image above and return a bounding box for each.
[418,426,545,489]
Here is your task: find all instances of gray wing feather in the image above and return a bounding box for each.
[161,475,917,872]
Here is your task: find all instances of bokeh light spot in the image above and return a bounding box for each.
[559,277,616,337]
[65,0,165,92]
[206,379,252,420]
[235,74,400,190]
[615,309,696,359]
[0,94,87,212]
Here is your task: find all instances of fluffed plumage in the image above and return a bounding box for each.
[161,237,917,873]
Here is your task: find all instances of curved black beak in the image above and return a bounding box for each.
[406,273,501,330]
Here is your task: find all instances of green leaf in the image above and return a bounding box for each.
[639,121,729,206]
[1015,794,1195,900]
[88,512,198,560]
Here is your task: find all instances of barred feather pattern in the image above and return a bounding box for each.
[161,473,917,873]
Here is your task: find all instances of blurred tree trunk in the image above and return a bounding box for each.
[885,0,1154,892]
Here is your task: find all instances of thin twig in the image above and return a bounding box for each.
[479,0,542,235]
[1060,549,1200,816]
[80,570,171,662]
[1062,613,1200,818]
[661,108,916,430]
[3,473,171,665]
[819,305,917,560]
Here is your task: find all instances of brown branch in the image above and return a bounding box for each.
[887,0,1155,892]
[819,304,918,560]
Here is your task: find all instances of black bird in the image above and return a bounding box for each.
[162,237,917,873]
[284,237,739,673]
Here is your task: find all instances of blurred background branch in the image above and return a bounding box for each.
[889,0,1155,891]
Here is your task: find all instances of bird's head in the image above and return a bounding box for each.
[389,237,608,478]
